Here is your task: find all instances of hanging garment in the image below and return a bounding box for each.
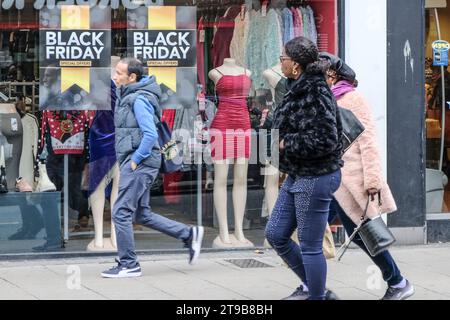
[212,18,236,68]
[209,72,252,160]
[245,9,283,89]
[19,113,39,188]
[88,80,117,196]
[162,109,177,129]
[300,6,310,40]
[42,110,94,155]
[307,6,318,45]
[295,7,304,37]
[291,7,302,38]
[229,9,250,68]
[275,9,285,53]
[282,8,294,44]
[212,6,241,69]
[204,21,215,95]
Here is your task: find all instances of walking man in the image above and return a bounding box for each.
[101,58,204,278]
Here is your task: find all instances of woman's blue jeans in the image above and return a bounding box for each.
[266,170,341,300]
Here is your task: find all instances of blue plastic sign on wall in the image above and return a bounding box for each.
[433,40,450,67]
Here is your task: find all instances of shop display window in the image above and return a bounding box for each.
[0,0,339,254]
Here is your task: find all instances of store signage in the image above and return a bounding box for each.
[44,31,107,62]
[39,5,111,110]
[128,6,197,109]
[131,31,193,65]
[432,40,450,67]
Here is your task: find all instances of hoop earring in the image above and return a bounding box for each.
[292,68,298,76]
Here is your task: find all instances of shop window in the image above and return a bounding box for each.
[0,0,340,254]
[425,5,450,214]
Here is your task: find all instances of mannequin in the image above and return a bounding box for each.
[19,110,39,189]
[262,63,287,247]
[0,103,23,190]
[87,56,120,252]
[208,58,254,248]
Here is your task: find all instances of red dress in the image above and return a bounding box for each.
[210,73,252,160]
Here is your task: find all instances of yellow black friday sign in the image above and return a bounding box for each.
[39,5,111,111]
[127,6,197,110]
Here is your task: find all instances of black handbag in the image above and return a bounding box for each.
[337,192,396,260]
[338,107,365,153]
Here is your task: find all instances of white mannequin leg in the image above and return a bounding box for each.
[265,165,279,216]
[109,163,119,248]
[264,165,279,248]
[89,175,107,248]
[232,158,252,245]
[87,163,120,251]
[213,160,232,246]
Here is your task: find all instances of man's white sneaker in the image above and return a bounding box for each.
[188,226,204,265]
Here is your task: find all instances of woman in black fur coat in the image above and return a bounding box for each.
[265,37,343,300]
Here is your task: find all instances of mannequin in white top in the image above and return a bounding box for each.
[208,58,254,248]
[262,63,284,247]
[262,63,283,215]
[87,56,121,252]
[263,63,283,101]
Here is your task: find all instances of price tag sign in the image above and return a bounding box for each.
[432,40,450,67]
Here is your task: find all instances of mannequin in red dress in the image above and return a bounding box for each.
[208,58,254,248]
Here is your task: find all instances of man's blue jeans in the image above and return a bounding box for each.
[329,199,404,287]
[266,170,341,300]
[113,159,191,268]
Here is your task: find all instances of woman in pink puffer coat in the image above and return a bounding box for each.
[320,52,414,301]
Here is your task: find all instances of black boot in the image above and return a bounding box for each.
[0,166,7,193]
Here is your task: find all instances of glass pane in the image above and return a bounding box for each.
[0,192,61,253]
[425,7,450,214]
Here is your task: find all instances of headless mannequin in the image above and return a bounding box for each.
[208,58,254,248]
[0,103,23,190]
[262,64,284,216]
[87,56,121,251]
[262,64,286,247]
[88,164,119,251]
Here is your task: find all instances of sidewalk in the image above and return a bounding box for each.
[0,244,449,300]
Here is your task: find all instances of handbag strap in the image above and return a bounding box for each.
[336,191,382,261]
[361,191,382,221]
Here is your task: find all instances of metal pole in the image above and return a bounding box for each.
[435,9,447,172]
[64,154,69,241]
[196,148,202,226]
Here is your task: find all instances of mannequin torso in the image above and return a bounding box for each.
[263,63,283,89]
[263,63,286,107]
[208,58,252,84]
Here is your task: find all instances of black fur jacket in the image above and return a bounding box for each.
[272,70,344,177]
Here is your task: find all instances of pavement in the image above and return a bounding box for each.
[0,244,449,300]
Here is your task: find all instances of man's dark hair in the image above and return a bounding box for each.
[120,57,144,82]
